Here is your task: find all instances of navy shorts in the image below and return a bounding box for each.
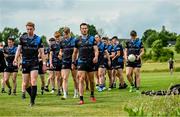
[38,61,45,75]
[49,62,62,71]
[112,60,124,69]
[22,64,39,74]
[126,60,141,68]
[77,61,95,72]
[4,66,18,73]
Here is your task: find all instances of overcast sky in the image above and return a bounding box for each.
[0,0,180,39]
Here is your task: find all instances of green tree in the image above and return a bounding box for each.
[0,27,21,44]
[141,29,157,47]
[152,40,163,61]
[175,35,180,53]
[146,32,159,48]
[88,24,98,36]
[41,35,48,47]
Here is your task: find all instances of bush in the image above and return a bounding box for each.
[175,36,180,53]
[159,49,174,62]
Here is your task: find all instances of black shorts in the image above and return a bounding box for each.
[104,59,112,70]
[22,63,39,74]
[77,62,95,72]
[49,62,62,71]
[112,61,124,69]
[4,66,18,73]
[62,61,72,69]
[0,65,6,73]
[38,61,45,75]
[126,60,141,68]
[169,66,173,70]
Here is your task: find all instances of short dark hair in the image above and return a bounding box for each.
[130,30,137,36]
[8,37,15,42]
[102,37,108,40]
[26,22,35,28]
[49,37,55,42]
[80,23,88,28]
[112,36,118,40]
[63,27,70,34]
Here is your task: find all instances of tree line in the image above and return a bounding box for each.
[0,25,179,62]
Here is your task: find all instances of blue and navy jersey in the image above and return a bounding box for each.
[3,46,17,66]
[50,41,61,64]
[97,41,106,61]
[106,44,114,55]
[75,35,96,63]
[113,44,124,63]
[125,38,144,56]
[19,34,43,63]
[60,37,76,63]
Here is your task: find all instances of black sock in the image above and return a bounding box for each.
[80,96,83,101]
[26,87,31,96]
[90,91,94,97]
[31,86,37,104]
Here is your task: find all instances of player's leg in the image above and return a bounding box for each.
[126,67,135,92]
[61,69,70,99]
[56,71,62,96]
[85,73,89,91]
[71,69,78,98]
[112,69,117,88]
[78,71,86,104]
[95,70,99,89]
[116,68,127,89]
[12,72,17,95]
[40,74,45,95]
[4,72,11,95]
[1,72,6,93]
[98,67,106,92]
[134,68,141,90]
[107,69,113,90]
[22,73,30,99]
[49,70,55,93]
[87,71,96,102]
[30,70,38,106]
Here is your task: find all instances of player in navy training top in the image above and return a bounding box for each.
[4,38,18,95]
[13,22,46,106]
[124,30,144,92]
[72,23,99,105]
[59,27,78,99]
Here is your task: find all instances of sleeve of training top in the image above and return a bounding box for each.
[50,44,54,52]
[111,46,115,52]
[19,37,23,46]
[38,38,43,48]
[140,41,144,48]
[116,44,123,51]
[74,39,79,49]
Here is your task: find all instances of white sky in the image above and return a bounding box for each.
[0,0,180,39]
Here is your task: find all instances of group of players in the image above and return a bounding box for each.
[0,22,144,106]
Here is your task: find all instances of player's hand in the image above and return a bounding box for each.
[93,57,98,64]
[136,55,140,60]
[13,60,18,66]
[50,63,54,69]
[71,64,76,70]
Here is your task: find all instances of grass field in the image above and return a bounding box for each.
[0,71,179,116]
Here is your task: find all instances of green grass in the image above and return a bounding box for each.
[0,72,180,116]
